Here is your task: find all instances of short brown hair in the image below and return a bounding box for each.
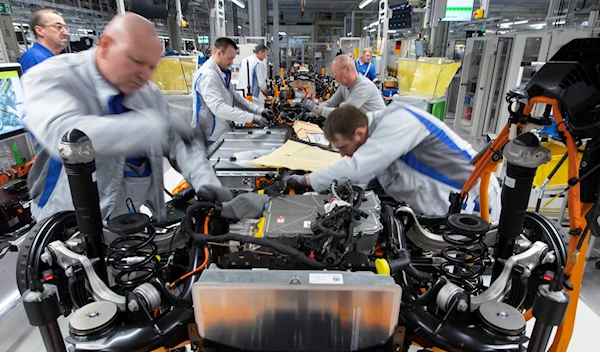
[214,37,238,52]
[254,44,268,53]
[30,8,62,38]
[324,105,368,140]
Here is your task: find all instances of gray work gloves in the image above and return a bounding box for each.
[300,98,317,112]
[284,174,308,188]
[252,115,269,127]
[261,109,275,122]
[196,184,233,203]
[221,193,269,219]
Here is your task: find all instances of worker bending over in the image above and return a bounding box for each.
[286,105,501,220]
[238,44,270,108]
[193,37,274,144]
[22,13,230,222]
[19,8,69,72]
[301,54,386,117]
[355,48,378,82]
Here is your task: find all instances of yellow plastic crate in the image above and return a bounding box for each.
[150,56,198,95]
[533,142,583,188]
[397,57,461,99]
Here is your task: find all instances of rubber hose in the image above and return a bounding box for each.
[191,233,327,269]
[180,247,200,301]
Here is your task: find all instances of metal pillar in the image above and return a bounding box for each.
[249,0,261,36]
[210,1,226,44]
[432,21,449,57]
[167,17,182,51]
[273,0,280,74]
[375,0,389,79]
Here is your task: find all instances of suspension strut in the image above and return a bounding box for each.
[492,132,551,280]
[58,129,108,283]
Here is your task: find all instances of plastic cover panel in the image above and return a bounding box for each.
[192,269,402,351]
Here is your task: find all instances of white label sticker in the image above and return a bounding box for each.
[303,221,311,228]
[504,176,516,188]
[309,273,344,285]
[92,171,97,183]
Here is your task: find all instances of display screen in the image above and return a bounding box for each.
[0,68,26,138]
[389,2,412,30]
[442,0,474,22]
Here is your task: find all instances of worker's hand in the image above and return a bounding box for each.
[252,115,269,127]
[300,98,317,112]
[261,109,275,122]
[196,185,233,203]
[283,174,308,188]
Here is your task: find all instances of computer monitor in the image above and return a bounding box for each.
[0,63,26,140]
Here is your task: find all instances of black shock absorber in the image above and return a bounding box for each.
[492,132,551,280]
[58,129,108,283]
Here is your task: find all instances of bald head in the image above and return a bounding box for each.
[333,54,357,72]
[96,13,163,94]
[331,54,358,87]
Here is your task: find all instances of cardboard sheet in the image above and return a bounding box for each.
[250,140,342,172]
[293,121,327,144]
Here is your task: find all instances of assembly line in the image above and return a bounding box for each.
[0,1,598,352]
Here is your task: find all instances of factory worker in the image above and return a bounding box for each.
[355,47,378,82]
[237,44,270,108]
[19,8,69,72]
[285,105,502,220]
[22,13,230,222]
[192,37,275,144]
[301,54,386,117]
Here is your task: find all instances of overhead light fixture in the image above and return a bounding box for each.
[388,30,396,33]
[347,32,352,36]
[237,25,242,29]
[500,19,529,28]
[363,26,367,30]
[279,31,286,35]
[369,21,378,27]
[230,0,245,8]
[369,28,377,32]
[359,0,375,9]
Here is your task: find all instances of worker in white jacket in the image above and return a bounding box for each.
[22,13,229,222]
[285,104,502,221]
[192,37,274,143]
[237,44,270,108]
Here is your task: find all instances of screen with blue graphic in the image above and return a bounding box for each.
[0,64,26,138]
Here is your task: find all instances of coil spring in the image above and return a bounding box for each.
[439,230,488,294]
[108,225,159,288]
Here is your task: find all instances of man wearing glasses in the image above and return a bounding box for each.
[301,54,385,117]
[19,8,69,72]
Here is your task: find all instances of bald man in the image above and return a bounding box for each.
[301,54,385,117]
[22,13,228,222]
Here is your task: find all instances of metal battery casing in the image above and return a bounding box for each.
[192,268,402,352]
[206,128,289,191]
[263,191,383,253]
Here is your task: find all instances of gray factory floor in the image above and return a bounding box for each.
[0,117,598,351]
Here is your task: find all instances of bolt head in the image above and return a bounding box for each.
[128,300,139,312]
[457,299,468,312]
[40,251,52,265]
[497,311,509,318]
[65,267,74,278]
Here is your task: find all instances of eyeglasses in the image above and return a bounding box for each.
[332,65,348,77]
[38,23,68,32]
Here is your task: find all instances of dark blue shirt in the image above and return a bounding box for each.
[19,43,54,72]
[355,59,377,81]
